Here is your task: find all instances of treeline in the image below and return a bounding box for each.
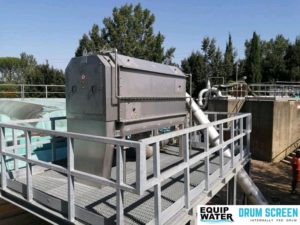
[1,3,300,99]
[182,33,300,96]
[76,3,300,97]
[0,53,64,85]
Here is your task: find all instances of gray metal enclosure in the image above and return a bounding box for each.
[65,53,187,178]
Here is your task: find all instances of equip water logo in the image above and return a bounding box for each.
[198,206,234,223]
[197,206,300,225]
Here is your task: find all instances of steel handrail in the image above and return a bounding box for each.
[0,84,65,98]
[0,112,251,224]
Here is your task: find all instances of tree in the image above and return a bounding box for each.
[26,60,64,97]
[211,48,224,79]
[35,61,64,85]
[182,37,226,96]
[20,52,38,84]
[0,53,64,85]
[284,37,300,81]
[75,3,175,63]
[223,34,235,81]
[236,59,246,80]
[76,34,94,57]
[244,32,262,83]
[261,35,289,81]
[163,47,177,65]
[181,51,206,96]
[201,37,225,78]
[201,37,215,74]
[0,57,23,83]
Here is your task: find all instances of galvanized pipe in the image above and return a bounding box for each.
[198,87,222,109]
[186,93,267,205]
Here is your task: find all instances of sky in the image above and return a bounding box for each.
[0,0,300,70]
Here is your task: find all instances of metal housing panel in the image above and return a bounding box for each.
[65,55,116,180]
[65,55,117,122]
[67,118,114,180]
[115,54,186,124]
[119,100,186,122]
[111,53,185,76]
[66,56,104,118]
[65,53,187,181]
[119,68,185,98]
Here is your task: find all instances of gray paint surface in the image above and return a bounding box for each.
[65,53,187,180]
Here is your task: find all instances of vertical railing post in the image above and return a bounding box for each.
[230,120,235,168]
[153,142,161,225]
[226,175,237,205]
[25,130,33,201]
[239,118,244,160]
[136,144,146,194]
[246,115,252,156]
[213,114,218,130]
[21,85,25,99]
[0,127,7,190]
[13,129,18,173]
[189,74,193,128]
[234,117,239,136]
[204,128,210,190]
[219,123,224,178]
[67,137,75,222]
[233,175,237,204]
[122,145,127,184]
[116,145,124,225]
[183,133,190,209]
[178,124,184,157]
[51,119,56,162]
[45,85,48,98]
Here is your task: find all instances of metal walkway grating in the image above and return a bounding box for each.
[14,146,230,224]
[0,112,251,224]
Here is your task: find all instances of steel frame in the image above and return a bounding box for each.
[0,112,251,225]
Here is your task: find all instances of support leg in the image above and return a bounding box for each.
[227,175,237,205]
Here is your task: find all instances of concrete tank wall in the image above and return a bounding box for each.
[244,100,274,161]
[208,97,300,162]
[272,100,300,161]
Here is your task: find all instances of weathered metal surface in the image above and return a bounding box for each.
[65,53,187,180]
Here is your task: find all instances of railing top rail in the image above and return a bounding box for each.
[216,83,300,98]
[249,83,300,87]
[216,83,300,88]
[141,113,251,145]
[204,111,244,115]
[0,121,140,148]
[0,84,65,87]
[6,118,51,124]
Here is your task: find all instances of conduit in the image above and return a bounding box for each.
[186,93,267,204]
[198,88,222,109]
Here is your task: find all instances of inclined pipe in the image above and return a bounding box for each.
[186,93,267,204]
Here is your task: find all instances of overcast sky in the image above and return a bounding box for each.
[1,0,300,70]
